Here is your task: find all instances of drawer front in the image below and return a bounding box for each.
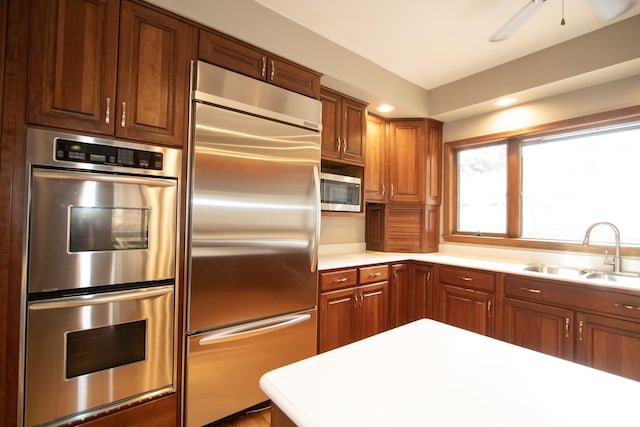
[320,268,358,292]
[438,266,495,291]
[506,275,640,321]
[359,264,389,284]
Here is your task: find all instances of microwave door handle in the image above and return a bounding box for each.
[198,313,311,346]
[310,165,320,272]
[28,285,173,310]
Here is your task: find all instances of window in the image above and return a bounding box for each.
[444,106,640,253]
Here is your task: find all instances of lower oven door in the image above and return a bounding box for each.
[23,285,175,426]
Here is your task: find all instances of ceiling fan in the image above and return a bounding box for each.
[490,0,638,42]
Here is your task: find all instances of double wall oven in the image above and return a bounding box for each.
[20,128,181,426]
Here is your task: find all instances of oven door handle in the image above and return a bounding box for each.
[28,285,174,310]
[32,169,177,187]
[198,313,311,346]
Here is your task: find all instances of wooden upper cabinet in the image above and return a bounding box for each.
[365,114,387,202]
[198,29,320,99]
[388,119,426,203]
[27,0,119,135]
[117,1,191,146]
[320,88,366,165]
[426,119,443,205]
[27,0,193,147]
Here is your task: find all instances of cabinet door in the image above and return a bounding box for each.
[439,285,493,336]
[318,287,357,353]
[410,263,433,320]
[504,298,574,360]
[357,281,390,340]
[340,97,366,165]
[27,0,119,135]
[320,88,341,160]
[386,204,424,252]
[390,263,408,328]
[198,29,266,80]
[365,114,387,202]
[388,120,425,203]
[576,312,640,381]
[117,1,191,146]
[267,57,320,99]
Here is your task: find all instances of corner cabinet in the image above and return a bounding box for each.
[320,88,367,165]
[27,0,193,147]
[318,265,389,353]
[390,262,433,328]
[198,29,321,99]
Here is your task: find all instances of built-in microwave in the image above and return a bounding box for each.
[320,172,361,212]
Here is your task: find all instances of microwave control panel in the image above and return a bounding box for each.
[55,139,164,171]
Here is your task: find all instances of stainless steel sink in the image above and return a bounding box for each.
[581,272,640,286]
[522,264,590,277]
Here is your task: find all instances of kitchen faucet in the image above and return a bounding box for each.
[581,222,622,273]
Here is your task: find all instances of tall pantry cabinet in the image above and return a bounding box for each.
[364,116,442,253]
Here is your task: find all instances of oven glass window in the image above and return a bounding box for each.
[69,207,149,252]
[66,320,147,378]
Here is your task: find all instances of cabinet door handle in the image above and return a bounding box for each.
[614,302,640,311]
[105,97,111,124]
[121,101,126,128]
[333,277,348,283]
[458,276,473,282]
[343,139,348,153]
[261,56,267,78]
[336,137,342,153]
[565,317,570,338]
[578,320,584,342]
[487,300,492,318]
[391,184,394,197]
[381,184,385,197]
[270,60,275,81]
[427,271,432,281]
[519,287,542,294]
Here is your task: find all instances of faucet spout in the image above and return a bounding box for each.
[581,222,622,273]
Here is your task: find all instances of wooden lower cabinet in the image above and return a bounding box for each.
[318,265,390,353]
[576,312,640,382]
[390,263,433,328]
[504,298,574,360]
[440,285,493,336]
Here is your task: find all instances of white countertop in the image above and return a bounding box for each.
[260,319,640,427]
[318,249,640,293]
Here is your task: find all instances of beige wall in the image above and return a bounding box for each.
[319,216,366,245]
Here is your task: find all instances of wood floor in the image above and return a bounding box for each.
[211,407,270,427]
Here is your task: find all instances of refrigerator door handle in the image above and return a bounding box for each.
[198,313,312,346]
[310,165,321,272]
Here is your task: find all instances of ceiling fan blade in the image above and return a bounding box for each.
[490,0,546,42]
[587,0,637,20]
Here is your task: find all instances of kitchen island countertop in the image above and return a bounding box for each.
[260,319,640,427]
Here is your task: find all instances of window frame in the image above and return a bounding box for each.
[443,105,640,256]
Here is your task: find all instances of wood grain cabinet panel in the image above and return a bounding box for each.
[440,285,494,336]
[390,263,433,328]
[26,0,192,147]
[576,312,640,382]
[504,297,574,360]
[320,88,366,165]
[117,1,191,146]
[319,287,358,352]
[364,114,387,202]
[27,0,119,135]
[199,29,320,98]
[388,119,425,203]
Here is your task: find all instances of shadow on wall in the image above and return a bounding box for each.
[320,216,365,245]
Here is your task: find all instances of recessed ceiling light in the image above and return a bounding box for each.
[376,104,395,113]
[495,97,517,107]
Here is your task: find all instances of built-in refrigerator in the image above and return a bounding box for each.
[184,61,322,426]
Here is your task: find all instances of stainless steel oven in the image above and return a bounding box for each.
[20,128,181,426]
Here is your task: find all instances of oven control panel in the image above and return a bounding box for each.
[55,139,164,170]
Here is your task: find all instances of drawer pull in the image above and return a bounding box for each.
[333,277,348,283]
[458,276,473,281]
[329,297,351,306]
[520,287,542,294]
[614,302,640,311]
[368,272,382,278]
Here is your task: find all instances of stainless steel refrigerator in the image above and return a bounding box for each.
[184,61,321,426]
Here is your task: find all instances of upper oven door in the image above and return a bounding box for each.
[27,168,178,293]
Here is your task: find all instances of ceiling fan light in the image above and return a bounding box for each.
[587,0,637,20]
[490,0,546,42]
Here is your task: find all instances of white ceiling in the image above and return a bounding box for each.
[253,0,640,91]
